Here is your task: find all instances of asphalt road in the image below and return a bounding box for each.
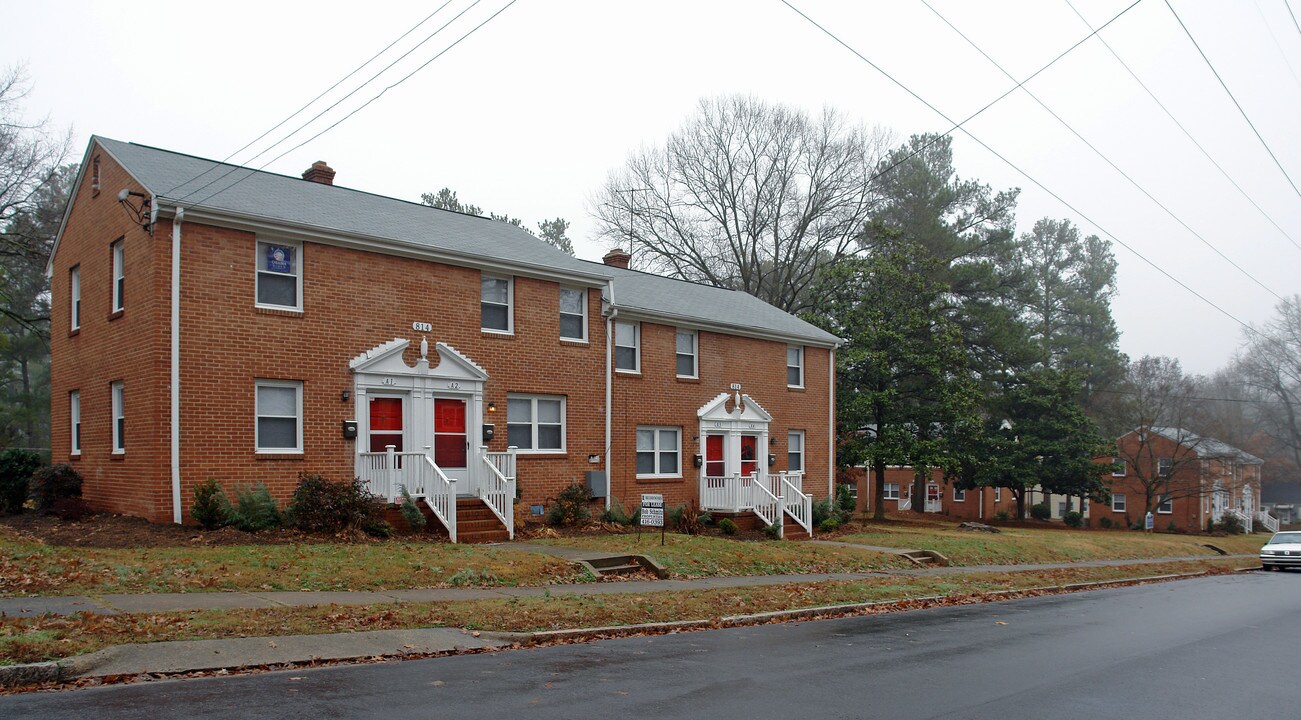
[6,571,1298,719]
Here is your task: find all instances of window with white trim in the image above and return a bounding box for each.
[559,287,586,341]
[255,380,303,453]
[111,239,124,312]
[675,329,697,378]
[787,345,804,387]
[1112,493,1126,512]
[70,390,81,456]
[787,430,804,472]
[994,487,1002,502]
[636,426,680,477]
[1157,457,1173,477]
[506,394,565,452]
[1157,496,1173,514]
[1112,458,1126,477]
[70,265,81,330]
[953,487,966,502]
[614,320,639,372]
[481,275,512,333]
[883,482,900,500]
[110,381,124,453]
[256,240,302,310]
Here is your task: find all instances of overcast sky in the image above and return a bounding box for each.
[8,0,1300,375]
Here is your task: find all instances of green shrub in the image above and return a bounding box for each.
[674,501,705,535]
[835,483,856,518]
[545,482,592,526]
[1030,503,1051,521]
[811,496,833,527]
[0,448,41,514]
[601,499,633,526]
[763,522,782,539]
[994,510,1011,522]
[818,517,840,532]
[1217,513,1245,535]
[285,474,386,536]
[192,479,230,530]
[718,517,738,535]
[229,483,282,532]
[1098,516,1113,529]
[399,486,427,531]
[30,463,83,514]
[1063,511,1083,528]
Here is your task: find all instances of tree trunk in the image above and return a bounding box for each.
[872,459,887,521]
[19,354,32,446]
[1015,488,1026,520]
[912,467,927,515]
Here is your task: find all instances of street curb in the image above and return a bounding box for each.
[0,661,71,688]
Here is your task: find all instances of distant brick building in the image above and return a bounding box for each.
[853,467,1020,520]
[47,137,837,540]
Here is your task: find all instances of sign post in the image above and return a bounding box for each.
[641,493,665,546]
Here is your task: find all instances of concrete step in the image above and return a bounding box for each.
[583,554,649,577]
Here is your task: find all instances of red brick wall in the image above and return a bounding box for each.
[49,146,170,519]
[50,143,833,523]
[1093,432,1205,531]
[855,466,1019,520]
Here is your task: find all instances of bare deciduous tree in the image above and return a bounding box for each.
[1239,295,1301,471]
[592,95,892,313]
[1,65,71,263]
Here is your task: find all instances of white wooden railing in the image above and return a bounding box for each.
[1257,510,1279,534]
[782,475,813,536]
[784,470,804,494]
[358,448,434,502]
[1226,507,1253,534]
[479,448,516,540]
[423,454,457,543]
[701,474,754,513]
[750,475,783,535]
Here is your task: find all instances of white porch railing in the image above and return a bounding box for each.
[422,454,457,543]
[1257,510,1279,534]
[479,448,516,540]
[784,470,804,494]
[750,475,783,535]
[701,474,754,513]
[782,475,813,536]
[358,448,435,502]
[1226,508,1253,534]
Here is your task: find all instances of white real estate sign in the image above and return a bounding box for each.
[640,493,664,527]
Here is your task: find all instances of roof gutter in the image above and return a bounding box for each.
[170,207,184,524]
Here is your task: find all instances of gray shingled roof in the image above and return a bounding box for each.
[1148,427,1264,463]
[94,137,838,346]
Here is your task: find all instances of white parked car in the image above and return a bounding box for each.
[1260,531,1301,571]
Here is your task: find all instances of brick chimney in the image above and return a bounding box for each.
[602,248,632,269]
[301,161,336,185]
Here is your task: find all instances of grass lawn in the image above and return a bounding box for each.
[536,533,912,577]
[0,530,585,597]
[835,519,1266,566]
[0,558,1247,665]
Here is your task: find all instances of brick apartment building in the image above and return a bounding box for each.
[852,466,1020,520]
[47,137,837,541]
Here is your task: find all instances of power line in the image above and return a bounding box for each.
[1164,0,1301,198]
[172,0,489,205]
[1063,0,1301,254]
[162,1,457,197]
[1255,0,1301,92]
[780,0,1274,347]
[1093,387,1292,406]
[1287,0,1301,39]
[921,0,1286,301]
[189,0,520,209]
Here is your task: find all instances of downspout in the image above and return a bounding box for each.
[170,207,184,524]
[828,347,835,500]
[603,279,616,512]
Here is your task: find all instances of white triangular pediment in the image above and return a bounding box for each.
[697,392,772,424]
[349,339,489,382]
[349,338,411,374]
[432,342,489,382]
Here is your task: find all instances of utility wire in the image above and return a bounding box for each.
[189,0,520,209]
[780,0,1274,347]
[922,0,1285,301]
[1063,0,1301,253]
[162,1,457,198]
[1255,0,1301,92]
[1093,387,1292,406]
[1287,0,1301,39]
[1165,0,1301,198]
[172,0,488,205]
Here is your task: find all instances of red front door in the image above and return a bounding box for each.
[433,398,467,469]
[740,435,758,477]
[368,397,403,453]
[705,435,725,476]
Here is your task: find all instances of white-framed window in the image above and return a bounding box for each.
[787,345,804,387]
[615,320,639,372]
[255,380,303,453]
[636,426,680,477]
[1157,457,1173,477]
[1112,458,1126,477]
[787,430,804,472]
[111,239,124,312]
[953,487,966,502]
[1157,496,1173,514]
[70,390,81,456]
[559,287,586,341]
[994,487,1002,502]
[883,482,900,500]
[481,275,512,333]
[110,380,124,453]
[256,240,302,310]
[506,394,565,452]
[675,329,697,378]
[70,265,81,330]
[1112,493,1126,512]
